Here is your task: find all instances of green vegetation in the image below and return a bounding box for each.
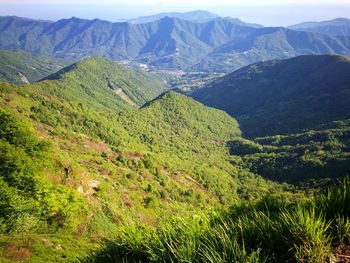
[88,179,350,263]
[0,57,279,261]
[0,109,86,232]
[0,55,350,262]
[168,72,224,93]
[0,50,72,85]
[191,55,350,136]
[191,55,350,185]
[42,57,167,107]
[228,120,350,183]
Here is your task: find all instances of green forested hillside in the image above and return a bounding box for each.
[228,120,350,183]
[191,55,350,137]
[0,57,279,262]
[41,57,167,107]
[0,50,71,85]
[189,54,350,185]
[1,54,350,262]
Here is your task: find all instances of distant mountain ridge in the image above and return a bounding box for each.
[290,18,350,29]
[125,10,220,24]
[191,26,350,72]
[289,17,350,36]
[1,15,350,72]
[125,11,263,28]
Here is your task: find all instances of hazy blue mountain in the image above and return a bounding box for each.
[288,18,350,36]
[0,16,52,50]
[221,17,263,28]
[191,55,350,136]
[1,15,350,72]
[0,16,259,69]
[125,10,219,23]
[192,27,350,72]
[126,11,263,28]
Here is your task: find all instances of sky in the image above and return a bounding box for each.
[0,0,350,26]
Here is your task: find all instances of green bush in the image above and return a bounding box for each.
[0,109,87,232]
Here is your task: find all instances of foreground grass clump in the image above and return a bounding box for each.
[88,179,350,263]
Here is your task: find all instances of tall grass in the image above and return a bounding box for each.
[199,220,266,263]
[279,207,331,262]
[316,178,350,219]
[334,215,350,244]
[87,178,350,263]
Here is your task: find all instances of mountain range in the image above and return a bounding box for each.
[1,15,350,72]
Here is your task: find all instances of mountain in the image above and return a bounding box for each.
[289,18,350,36]
[221,17,263,28]
[191,55,350,137]
[192,27,350,72]
[1,55,350,261]
[40,56,167,107]
[1,16,350,72]
[0,55,275,262]
[0,50,72,85]
[126,11,262,27]
[0,56,280,261]
[125,10,219,24]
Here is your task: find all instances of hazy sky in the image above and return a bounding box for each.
[1,0,349,26]
[2,0,349,4]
